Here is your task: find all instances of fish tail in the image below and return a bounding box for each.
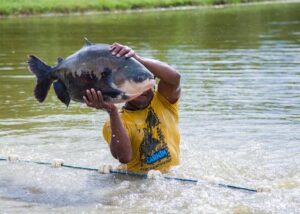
[27,55,53,102]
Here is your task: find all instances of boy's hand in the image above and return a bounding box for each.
[83,88,116,113]
[110,43,141,61]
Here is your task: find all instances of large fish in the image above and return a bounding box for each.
[27,38,155,107]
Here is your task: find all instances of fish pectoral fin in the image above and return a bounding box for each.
[53,80,70,107]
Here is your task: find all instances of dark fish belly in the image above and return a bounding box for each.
[62,71,123,103]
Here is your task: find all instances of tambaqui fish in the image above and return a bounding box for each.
[27,38,155,107]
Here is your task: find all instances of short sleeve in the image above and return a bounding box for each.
[155,91,179,114]
[102,120,111,144]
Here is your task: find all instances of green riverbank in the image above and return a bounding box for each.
[0,0,288,17]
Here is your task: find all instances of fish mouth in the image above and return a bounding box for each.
[101,90,124,102]
[118,78,156,101]
[105,78,155,103]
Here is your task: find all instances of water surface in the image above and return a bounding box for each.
[0,2,299,213]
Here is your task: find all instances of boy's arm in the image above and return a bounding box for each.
[110,43,181,104]
[84,89,132,163]
[136,58,181,104]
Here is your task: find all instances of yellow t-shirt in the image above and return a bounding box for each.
[102,91,180,173]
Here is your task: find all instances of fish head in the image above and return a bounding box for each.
[110,58,155,102]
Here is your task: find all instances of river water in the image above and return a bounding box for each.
[0,2,299,213]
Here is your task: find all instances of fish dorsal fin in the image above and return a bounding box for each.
[57,57,64,63]
[84,37,93,46]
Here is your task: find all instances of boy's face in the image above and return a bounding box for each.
[126,88,154,110]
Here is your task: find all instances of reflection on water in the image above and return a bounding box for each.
[0,2,300,213]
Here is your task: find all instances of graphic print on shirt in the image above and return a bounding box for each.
[139,107,171,171]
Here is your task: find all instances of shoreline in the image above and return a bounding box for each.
[1,0,300,19]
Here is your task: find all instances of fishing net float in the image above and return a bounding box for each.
[0,155,271,193]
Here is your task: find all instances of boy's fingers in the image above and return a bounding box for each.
[110,43,120,51]
[112,46,122,56]
[91,88,100,103]
[86,89,93,103]
[110,42,119,48]
[110,46,116,51]
[118,47,130,57]
[97,91,112,110]
[98,91,107,108]
[83,96,92,106]
[97,91,104,103]
[125,50,135,58]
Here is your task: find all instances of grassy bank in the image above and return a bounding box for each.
[0,0,283,16]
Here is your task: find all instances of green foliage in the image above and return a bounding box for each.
[0,0,274,16]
